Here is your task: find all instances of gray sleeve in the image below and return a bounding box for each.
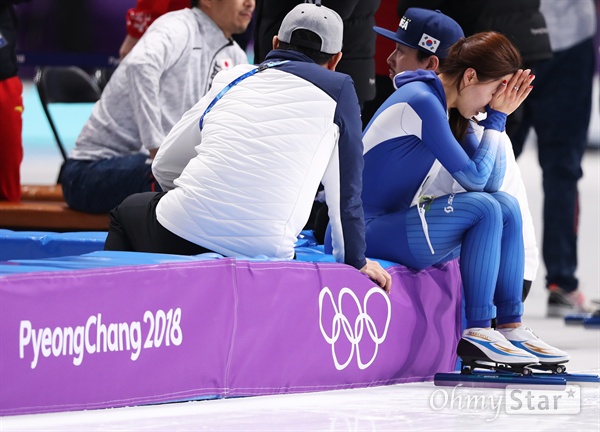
[123,14,191,152]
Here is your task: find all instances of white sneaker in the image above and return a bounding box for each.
[547,285,595,318]
[498,326,570,364]
[458,328,539,366]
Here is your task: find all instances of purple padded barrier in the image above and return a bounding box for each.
[0,258,461,416]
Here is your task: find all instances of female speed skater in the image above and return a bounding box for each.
[359,31,569,371]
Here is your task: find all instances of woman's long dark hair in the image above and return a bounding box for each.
[439,31,522,140]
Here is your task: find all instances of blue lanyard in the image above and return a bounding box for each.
[198,60,290,130]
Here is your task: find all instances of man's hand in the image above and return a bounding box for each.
[360,258,392,293]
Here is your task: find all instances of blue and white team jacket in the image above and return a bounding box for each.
[153,50,367,269]
[361,69,507,219]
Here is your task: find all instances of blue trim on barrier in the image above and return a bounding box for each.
[0,229,108,261]
[1,229,321,262]
[1,248,399,276]
[0,229,399,276]
[0,251,216,275]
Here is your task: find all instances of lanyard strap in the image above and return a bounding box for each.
[199,60,290,130]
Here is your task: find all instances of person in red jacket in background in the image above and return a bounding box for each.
[119,0,190,59]
[119,0,254,60]
[0,0,29,202]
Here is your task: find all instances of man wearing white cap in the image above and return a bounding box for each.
[105,1,392,292]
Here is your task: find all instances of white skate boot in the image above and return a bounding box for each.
[457,327,539,373]
[498,326,570,373]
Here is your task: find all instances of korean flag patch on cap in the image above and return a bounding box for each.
[418,33,440,53]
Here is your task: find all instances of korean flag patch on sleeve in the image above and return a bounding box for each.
[218,58,234,70]
[418,33,440,53]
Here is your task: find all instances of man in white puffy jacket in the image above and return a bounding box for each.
[59,0,254,214]
[104,2,392,292]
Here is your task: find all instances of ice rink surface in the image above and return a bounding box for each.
[1,80,599,431]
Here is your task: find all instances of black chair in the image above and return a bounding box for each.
[34,66,102,162]
[93,67,115,91]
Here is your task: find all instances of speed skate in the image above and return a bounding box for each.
[434,327,600,388]
[564,310,600,329]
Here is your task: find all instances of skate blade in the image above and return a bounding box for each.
[564,313,592,325]
[476,363,599,387]
[461,358,538,375]
[583,318,600,329]
[434,370,566,389]
[530,371,600,386]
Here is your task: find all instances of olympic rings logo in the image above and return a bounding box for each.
[318,287,391,371]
